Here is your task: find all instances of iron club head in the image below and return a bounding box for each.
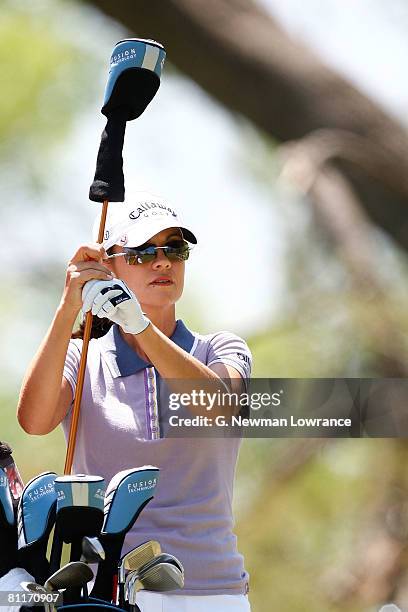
[44,561,94,592]
[138,560,184,592]
[119,540,161,583]
[117,540,161,608]
[81,536,105,563]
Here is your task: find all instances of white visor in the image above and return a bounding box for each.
[92,192,197,249]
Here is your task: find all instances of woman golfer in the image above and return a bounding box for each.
[17,193,252,612]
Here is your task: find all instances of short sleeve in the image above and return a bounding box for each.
[206,331,252,380]
[63,339,82,399]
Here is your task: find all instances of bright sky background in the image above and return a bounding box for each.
[2,0,408,382]
[262,0,408,119]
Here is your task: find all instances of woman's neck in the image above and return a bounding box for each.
[119,304,177,359]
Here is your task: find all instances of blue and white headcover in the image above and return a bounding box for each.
[102,466,159,535]
[0,466,14,527]
[54,474,105,512]
[102,38,166,120]
[17,472,57,548]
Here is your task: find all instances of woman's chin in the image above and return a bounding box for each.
[139,288,182,309]
[140,297,178,310]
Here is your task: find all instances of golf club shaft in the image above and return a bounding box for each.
[92,534,125,602]
[118,576,130,609]
[64,200,109,475]
[49,529,63,576]
[70,539,82,563]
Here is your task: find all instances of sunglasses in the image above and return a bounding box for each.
[107,240,191,265]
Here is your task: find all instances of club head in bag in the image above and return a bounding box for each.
[21,581,53,612]
[125,570,141,606]
[138,561,184,592]
[118,540,161,607]
[45,561,94,591]
[124,554,184,604]
[44,561,94,609]
[17,472,57,583]
[138,552,184,576]
[50,474,105,573]
[21,581,46,593]
[91,466,159,602]
[119,540,161,578]
[81,536,105,563]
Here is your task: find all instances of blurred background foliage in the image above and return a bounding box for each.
[0,1,100,193]
[2,1,408,611]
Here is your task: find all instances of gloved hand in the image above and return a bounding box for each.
[82,278,150,335]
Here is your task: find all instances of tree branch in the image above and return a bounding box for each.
[86,0,408,251]
[279,133,408,376]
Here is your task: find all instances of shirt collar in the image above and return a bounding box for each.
[99,320,196,378]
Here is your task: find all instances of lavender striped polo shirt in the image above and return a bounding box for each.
[62,320,252,595]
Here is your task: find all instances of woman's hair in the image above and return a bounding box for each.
[71,316,114,340]
[71,246,115,340]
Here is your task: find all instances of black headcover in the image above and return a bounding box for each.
[89,39,166,203]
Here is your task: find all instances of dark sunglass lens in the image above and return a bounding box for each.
[166,240,185,248]
[124,243,190,264]
[166,242,190,261]
[124,246,156,265]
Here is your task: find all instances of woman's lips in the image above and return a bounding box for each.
[149,277,173,286]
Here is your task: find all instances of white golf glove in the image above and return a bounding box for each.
[82,278,150,335]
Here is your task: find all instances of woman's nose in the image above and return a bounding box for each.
[152,249,171,269]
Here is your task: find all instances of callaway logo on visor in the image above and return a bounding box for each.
[128,202,177,220]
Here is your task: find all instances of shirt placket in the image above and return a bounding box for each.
[143,366,160,440]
